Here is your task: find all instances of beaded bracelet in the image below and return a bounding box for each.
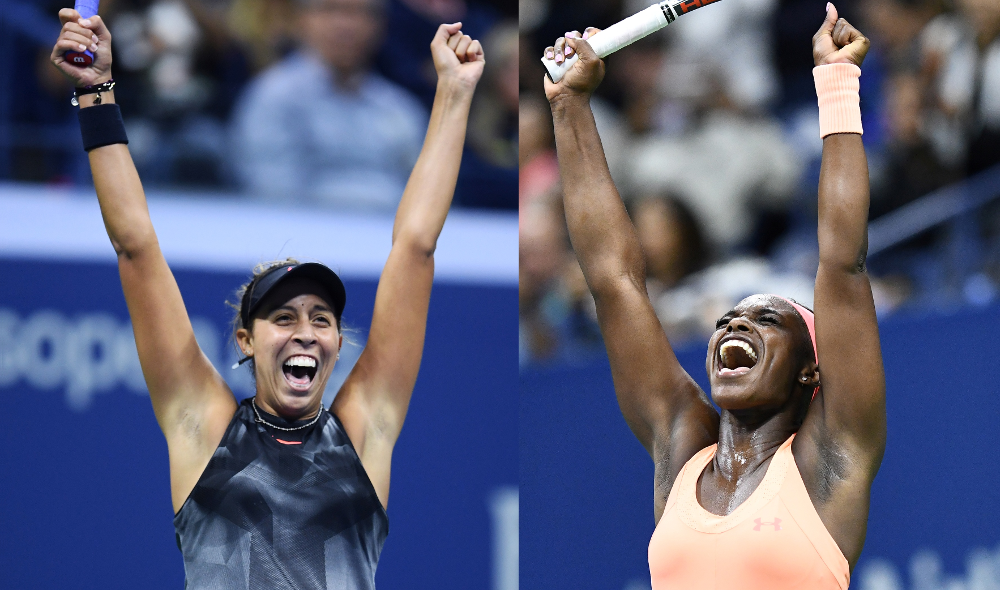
[71,79,115,106]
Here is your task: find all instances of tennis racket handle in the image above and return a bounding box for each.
[540,0,725,83]
[64,0,101,67]
[541,2,670,83]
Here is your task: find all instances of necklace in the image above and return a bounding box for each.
[251,397,324,431]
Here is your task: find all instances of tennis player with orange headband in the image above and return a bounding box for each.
[543,4,883,588]
[51,9,484,589]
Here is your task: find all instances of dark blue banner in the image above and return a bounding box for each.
[0,257,517,589]
[521,303,999,590]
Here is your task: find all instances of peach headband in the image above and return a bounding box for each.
[772,295,818,398]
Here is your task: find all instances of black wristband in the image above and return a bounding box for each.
[78,104,129,152]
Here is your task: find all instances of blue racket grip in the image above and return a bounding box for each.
[64,0,101,67]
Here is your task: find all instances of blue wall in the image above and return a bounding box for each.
[521,303,998,589]
[0,257,517,589]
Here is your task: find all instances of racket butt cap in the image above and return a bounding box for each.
[65,50,94,67]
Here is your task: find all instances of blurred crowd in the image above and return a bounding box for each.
[5,0,517,210]
[520,0,1000,364]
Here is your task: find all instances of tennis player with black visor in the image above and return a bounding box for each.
[51,8,484,589]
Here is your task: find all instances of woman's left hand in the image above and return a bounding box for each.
[812,3,870,68]
[431,22,485,91]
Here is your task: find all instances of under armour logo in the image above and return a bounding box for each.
[753,517,782,531]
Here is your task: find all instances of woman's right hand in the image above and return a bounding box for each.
[50,9,113,88]
[543,27,604,104]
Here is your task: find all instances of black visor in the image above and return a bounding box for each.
[240,262,347,329]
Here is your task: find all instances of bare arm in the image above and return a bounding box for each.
[789,9,887,565]
[51,11,236,512]
[543,32,717,465]
[332,23,484,508]
[804,9,887,465]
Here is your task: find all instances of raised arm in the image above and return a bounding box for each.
[332,23,484,507]
[543,32,717,464]
[51,10,236,512]
[805,7,886,466]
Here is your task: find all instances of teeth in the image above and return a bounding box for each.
[285,356,316,368]
[720,340,757,361]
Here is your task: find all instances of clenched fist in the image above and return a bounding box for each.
[813,3,870,68]
[431,22,485,92]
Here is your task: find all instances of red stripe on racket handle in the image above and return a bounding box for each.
[64,0,101,67]
[675,0,722,15]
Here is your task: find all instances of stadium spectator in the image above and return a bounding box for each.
[230,0,427,210]
[518,95,559,211]
[902,0,1000,175]
[655,0,781,112]
[201,0,299,73]
[626,106,804,251]
[519,197,570,362]
[602,36,674,137]
[630,193,709,296]
[869,71,962,220]
[519,196,603,363]
[954,0,1000,174]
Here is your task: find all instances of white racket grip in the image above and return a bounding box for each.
[541,2,672,83]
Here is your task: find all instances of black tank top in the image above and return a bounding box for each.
[174,398,388,589]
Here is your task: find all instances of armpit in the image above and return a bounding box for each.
[812,436,852,503]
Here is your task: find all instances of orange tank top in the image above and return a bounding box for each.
[648,435,849,590]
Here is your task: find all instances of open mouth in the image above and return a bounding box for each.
[283,355,318,390]
[718,339,758,376]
